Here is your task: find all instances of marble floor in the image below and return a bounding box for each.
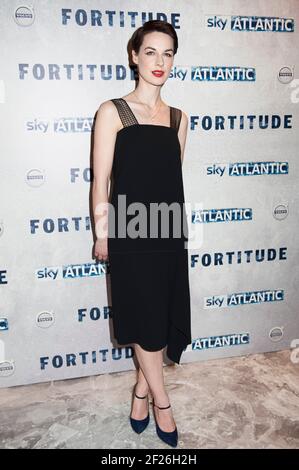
[0,350,298,449]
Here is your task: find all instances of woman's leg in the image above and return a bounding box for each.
[131,344,176,432]
[136,365,149,395]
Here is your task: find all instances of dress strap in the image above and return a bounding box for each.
[111,97,182,132]
[170,107,182,133]
[111,98,139,127]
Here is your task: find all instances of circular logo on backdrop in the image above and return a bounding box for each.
[277,66,294,84]
[269,326,284,342]
[26,169,46,187]
[36,311,55,328]
[14,5,35,26]
[0,361,15,377]
[273,203,288,220]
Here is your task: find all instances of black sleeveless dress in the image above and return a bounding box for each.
[107,97,191,364]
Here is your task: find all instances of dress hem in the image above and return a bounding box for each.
[113,337,191,365]
[108,248,188,254]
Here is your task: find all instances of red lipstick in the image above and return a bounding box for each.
[152,70,164,77]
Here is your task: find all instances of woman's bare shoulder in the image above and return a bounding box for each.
[97,98,118,115]
[96,99,122,132]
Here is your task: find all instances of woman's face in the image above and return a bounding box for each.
[132,31,174,84]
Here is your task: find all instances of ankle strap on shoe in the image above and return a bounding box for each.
[153,402,171,410]
[135,392,147,399]
[134,383,148,399]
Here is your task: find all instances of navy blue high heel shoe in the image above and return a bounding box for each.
[152,399,178,448]
[129,384,150,434]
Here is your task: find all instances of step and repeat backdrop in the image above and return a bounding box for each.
[1,0,299,388]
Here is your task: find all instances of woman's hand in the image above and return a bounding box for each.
[94,237,109,262]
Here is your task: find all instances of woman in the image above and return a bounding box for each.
[92,20,192,448]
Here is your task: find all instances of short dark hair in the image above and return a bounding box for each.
[131,20,178,56]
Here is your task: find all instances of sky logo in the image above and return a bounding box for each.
[204,289,284,309]
[206,15,294,32]
[191,66,255,81]
[169,66,189,81]
[206,161,289,177]
[231,16,294,32]
[36,262,109,281]
[191,333,250,351]
[54,117,93,132]
[192,207,252,223]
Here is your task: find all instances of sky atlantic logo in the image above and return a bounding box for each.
[26,118,94,132]
[206,16,294,32]
[189,333,250,352]
[54,118,93,132]
[190,66,255,81]
[169,66,256,82]
[36,262,109,281]
[192,207,252,223]
[204,289,284,309]
[205,161,289,177]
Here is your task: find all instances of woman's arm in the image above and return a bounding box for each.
[92,100,119,260]
[177,110,188,163]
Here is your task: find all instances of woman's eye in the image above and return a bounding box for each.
[145,52,173,57]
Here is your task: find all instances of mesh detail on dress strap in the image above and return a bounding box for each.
[111,98,139,128]
[170,107,182,132]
